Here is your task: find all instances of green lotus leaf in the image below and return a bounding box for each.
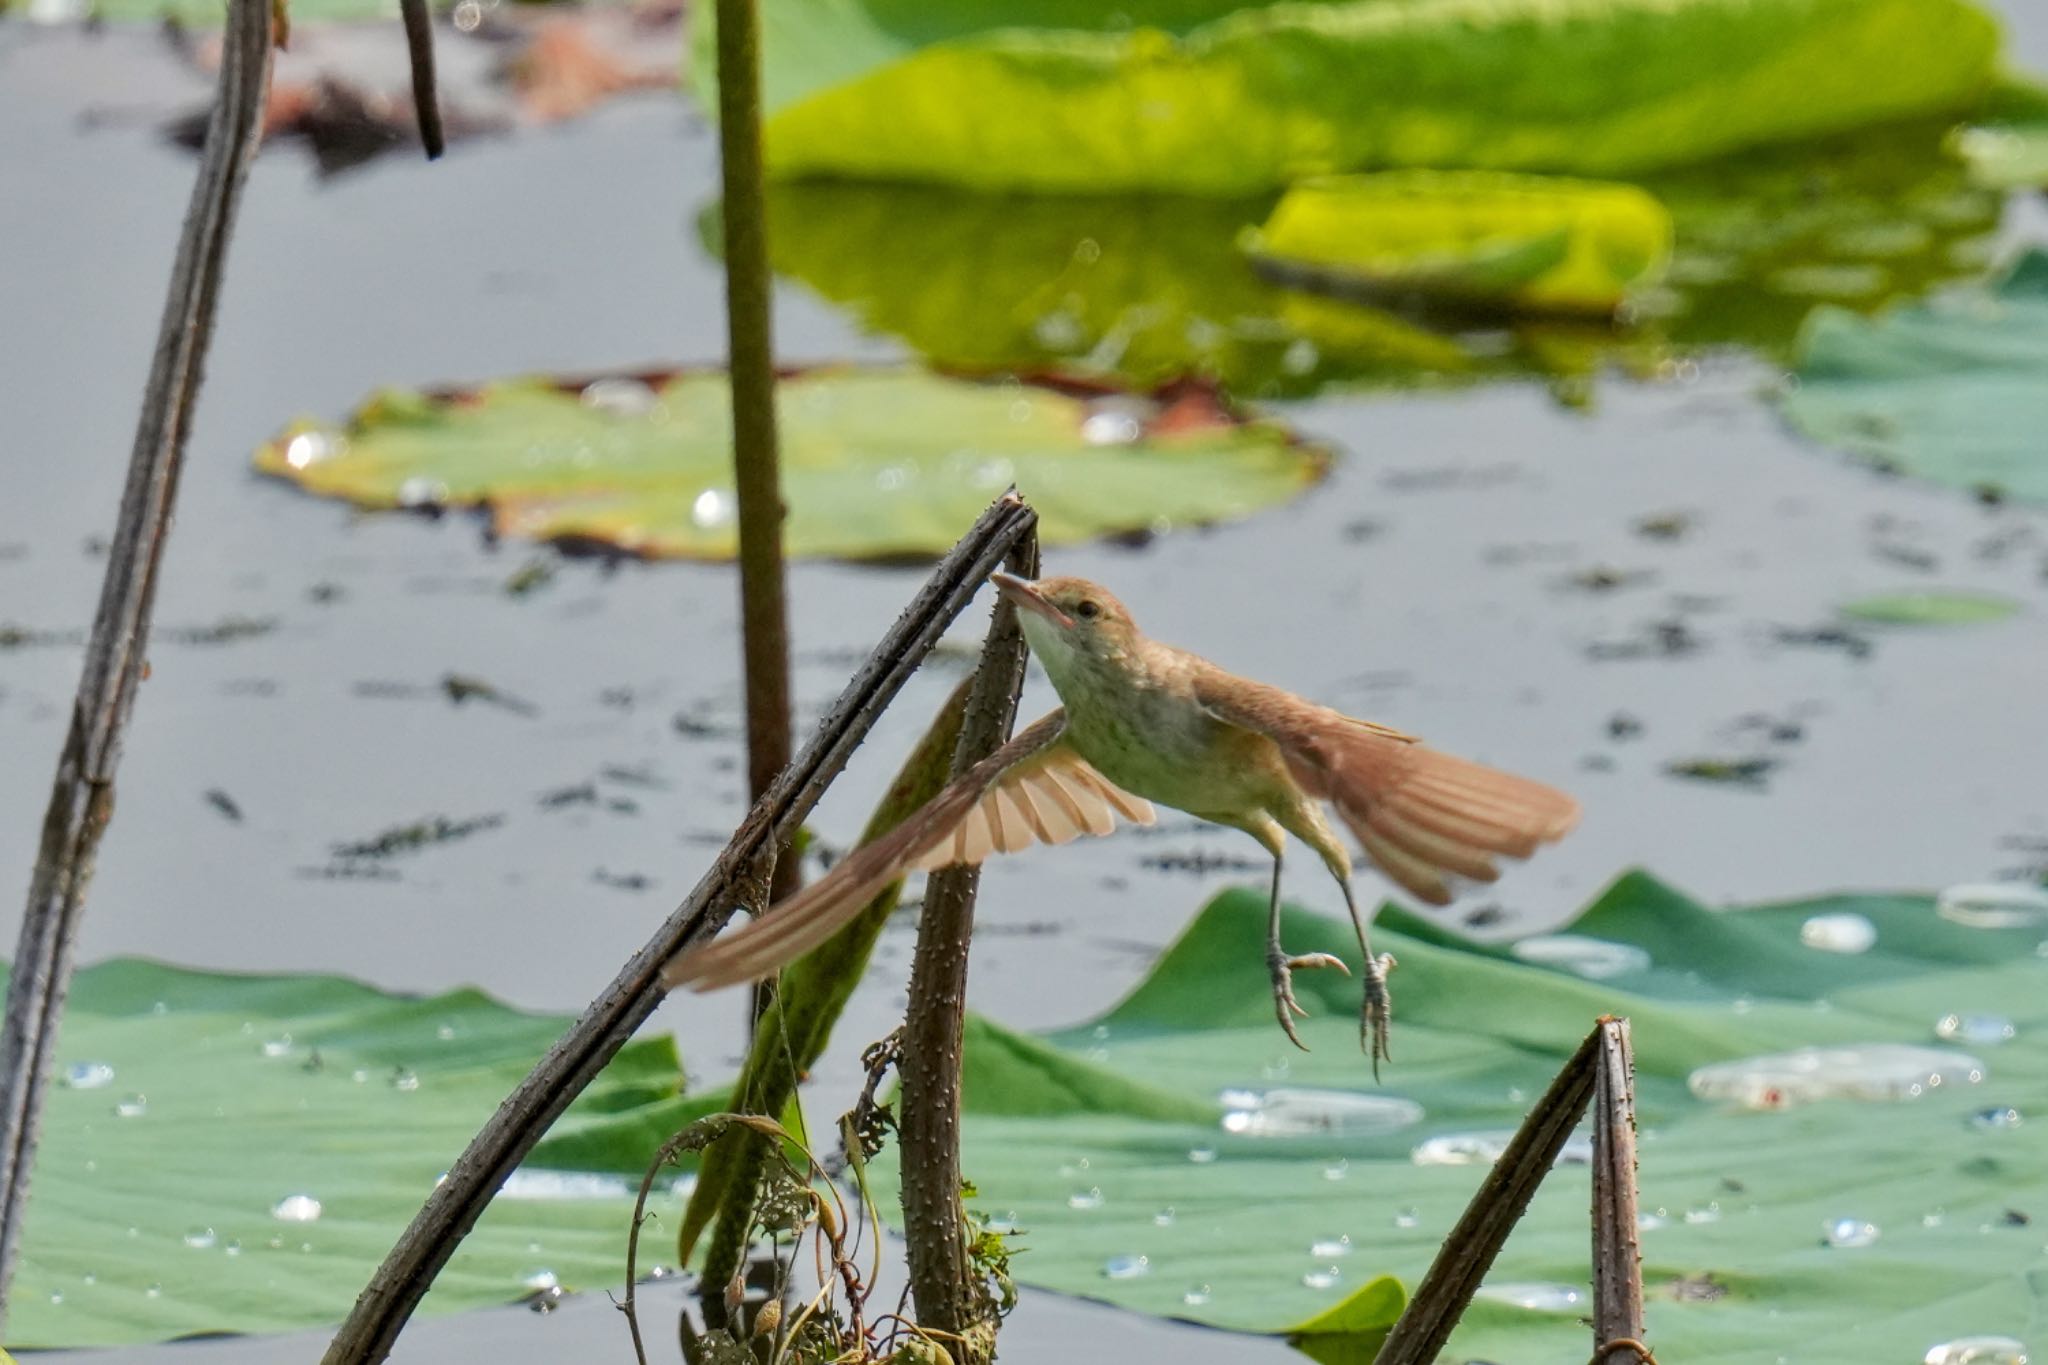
[12,958,712,1348]
[1782,248,2048,502]
[254,367,1327,560]
[1839,590,2022,626]
[862,873,2047,1361]
[1240,172,1673,315]
[693,0,2001,194]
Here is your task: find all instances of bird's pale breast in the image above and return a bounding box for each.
[1061,671,1301,822]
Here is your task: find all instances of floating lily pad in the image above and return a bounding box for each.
[1240,172,1672,315]
[693,0,2001,194]
[757,119,2003,399]
[14,959,707,1348]
[255,368,1325,560]
[862,874,2048,1360]
[1839,590,2021,626]
[1782,249,2048,502]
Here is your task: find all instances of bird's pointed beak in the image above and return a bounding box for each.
[992,572,1072,629]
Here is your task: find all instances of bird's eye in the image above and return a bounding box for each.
[1074,599,1100,620]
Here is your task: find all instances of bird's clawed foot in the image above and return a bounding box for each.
[1359,952,1397,1080]
[1267,950,1349,1051]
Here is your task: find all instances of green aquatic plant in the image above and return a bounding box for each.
[692,0,2002,194]
[856,873,2048,1361]
[255,368,1327,560]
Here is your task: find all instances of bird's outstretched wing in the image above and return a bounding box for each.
[662,709,1154,992]
[1192,670,1578,905]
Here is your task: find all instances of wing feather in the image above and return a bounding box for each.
[1192,667,1577,904]
[663,710,1153,992]
[1038,765,1116,836]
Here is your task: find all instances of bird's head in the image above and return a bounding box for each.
[992,573,1140,680]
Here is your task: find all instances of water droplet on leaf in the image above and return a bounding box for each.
[499,1169,635,1200]
[1689,1044,1985,1108]
[1938,883,2048,929]
[63,1062,114,1090]
[1080,410,1144,447]
[1801,912,1877,953]
[580,378,658,418]
[1937,1014,2016,1046]
[1509,935,1651,978]
[283,431,336,470]
[1824,1217,1880,1248]
[1477,1282,1586,1312]
[1221,1088,1423,1138]
[689,489,735,530]
[272,1195,322,1222]
[1922,1336,2029,1364]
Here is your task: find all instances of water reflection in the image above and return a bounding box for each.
[749,119,2000,402]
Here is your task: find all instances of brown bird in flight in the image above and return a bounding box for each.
[664,574,1579,1071]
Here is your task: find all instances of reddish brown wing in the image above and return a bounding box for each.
[1192,669,1578,905]
[661,710,1154,991]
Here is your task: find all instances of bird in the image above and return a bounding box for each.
[663,573,1580,1072]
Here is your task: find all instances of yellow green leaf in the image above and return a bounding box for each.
[1240,172,1673,315]
[698,0,2003,194]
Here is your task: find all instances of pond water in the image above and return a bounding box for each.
[2,7,2047,1361]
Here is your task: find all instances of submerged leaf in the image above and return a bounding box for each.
[862,874,2048,1359]
[14,959,710,1348]
[1839,590,2021,626]
[1781,249,2048,502]
[1241,172,1672,315]
[255,368,1325,560]
[699,0,2002,194]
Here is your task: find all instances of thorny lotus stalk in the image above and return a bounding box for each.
[1591,1018,1647,1364]
[1372,1025,1605,1365]
[321,494,1037,1363]
[689,678,974,1311]
[898,533,1039,1362]
[0,0,273,1323]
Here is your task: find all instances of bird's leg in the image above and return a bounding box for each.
[1339,877,1396,1079]
[1264,850,1348,1051]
